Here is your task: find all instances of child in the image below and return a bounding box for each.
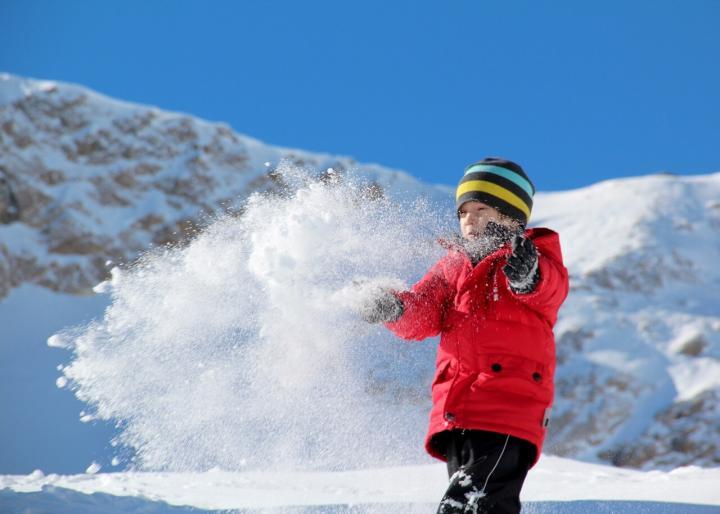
[363,157,569,514]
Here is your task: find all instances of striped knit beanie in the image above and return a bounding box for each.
[456,157,535,226]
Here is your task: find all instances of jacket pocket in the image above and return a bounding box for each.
[471,354,552,403]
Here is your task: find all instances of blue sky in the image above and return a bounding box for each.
[2,0,719,191]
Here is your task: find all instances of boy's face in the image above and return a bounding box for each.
[458,201,519,240]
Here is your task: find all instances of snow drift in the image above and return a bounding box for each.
[51,164,453,472]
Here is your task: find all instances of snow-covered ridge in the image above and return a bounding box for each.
[535,171,720,279]
[0,73,61,106]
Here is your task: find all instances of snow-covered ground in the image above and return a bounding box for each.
[2,456,719,513]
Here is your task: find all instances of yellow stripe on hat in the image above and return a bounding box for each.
[456,180,531,220]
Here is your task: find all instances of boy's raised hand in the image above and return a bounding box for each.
[361,290,404,324]
[503,234,539,293]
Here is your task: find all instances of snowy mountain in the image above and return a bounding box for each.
[535,176,720,469]
[0,73,451,301]
[1,72,719,488]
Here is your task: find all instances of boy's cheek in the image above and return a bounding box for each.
[461,220,488,237]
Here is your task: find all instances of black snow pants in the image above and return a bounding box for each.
[436,429,536,514]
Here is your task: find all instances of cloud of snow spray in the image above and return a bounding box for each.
[53,164,455,472]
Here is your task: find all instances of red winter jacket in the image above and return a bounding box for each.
[385,228,569,466]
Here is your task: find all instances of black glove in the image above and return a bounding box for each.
[361,290,404,324]
[503,234,539,294]
[484,221,517,247]
[464,221,519,265]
